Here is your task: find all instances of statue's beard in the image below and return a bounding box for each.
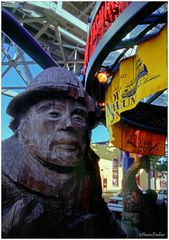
[19,116,89,168]
[41,141,85,167]
[21,135,86,167]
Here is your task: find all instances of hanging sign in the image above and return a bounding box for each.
[111,122,166,156]
[105,26,167,129]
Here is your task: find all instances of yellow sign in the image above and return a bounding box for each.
[105,26,167,130]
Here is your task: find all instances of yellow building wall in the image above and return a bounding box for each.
[99,158,112,192]
[98,158,122,192]
[140,169,149,190]
[156,178,160,191]
[118,166,123,190]
[91,143,122,193]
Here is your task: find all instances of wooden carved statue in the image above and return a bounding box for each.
[122,156,167,238]
[122,156,150,237]
[2,67,125,238]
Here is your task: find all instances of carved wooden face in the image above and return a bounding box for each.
[19,98,89,167]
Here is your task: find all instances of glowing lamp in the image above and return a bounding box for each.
[97,71,108,83]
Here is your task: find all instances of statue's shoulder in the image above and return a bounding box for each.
[86,147,100,175]
[2,135,23,182]
[2,134,20,162]
[2,134,19,151]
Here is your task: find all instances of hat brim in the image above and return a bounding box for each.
[7,85,96,117]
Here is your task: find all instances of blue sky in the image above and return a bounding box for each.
[2,44,110,142]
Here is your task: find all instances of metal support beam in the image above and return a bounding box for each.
[57,2,62,8]
[28,2,87,32]
[2,48,28,84]
[20,20,86,47]
[2,43,11,63]
[66,2,89,18]
[58,26,86,46]
[34,20,51,40]
[146,90,165,104]
[2,8,58,69]
[19,17,48,23]
[2,89,18,97]
[2,48,24,78]
[2,33,6,46]
[2,60,35,66]
[15,47,34,82]
[2,87,26,89]
[78,2,95,18]
[68,49,75,61]
[2,59,84,65]
[73,49,77,73]
[54,24,69,70]
[52,43,84,52]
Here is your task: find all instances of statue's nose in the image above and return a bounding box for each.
[60,113,73,129]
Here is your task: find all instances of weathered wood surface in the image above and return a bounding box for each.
[122,158,153,238]
[2,134,127,237]
[2,136,125,238]
[122,159,145,215]
[2,67,126,238]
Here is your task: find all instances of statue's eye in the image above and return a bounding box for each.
[72,115,85,122]
[71,110,87,124]
[48,112,60,118]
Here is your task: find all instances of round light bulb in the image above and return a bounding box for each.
[97,72,108,83]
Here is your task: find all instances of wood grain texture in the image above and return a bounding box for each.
[2,135,121,238]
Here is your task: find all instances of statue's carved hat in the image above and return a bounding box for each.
[7,67,97,131]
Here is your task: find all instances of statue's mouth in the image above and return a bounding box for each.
[50,140,80,152]
[53,143,78,151]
